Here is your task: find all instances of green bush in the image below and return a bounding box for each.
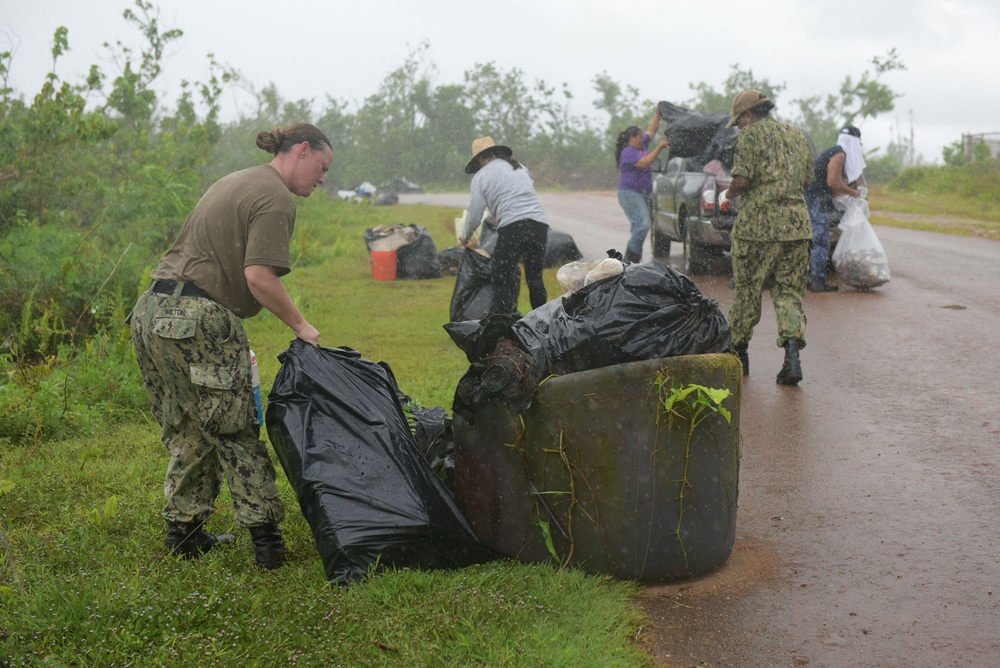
[864,153,902,184]
[0,303,145,446]
[890,160,1000,200]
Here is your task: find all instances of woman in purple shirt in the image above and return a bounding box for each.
[615,107,669,263]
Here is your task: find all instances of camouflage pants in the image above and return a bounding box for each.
[728,238,809,349]
[130,286,285,528]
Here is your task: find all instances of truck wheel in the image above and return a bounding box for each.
[651,226,672,259]
[683,226,713,275]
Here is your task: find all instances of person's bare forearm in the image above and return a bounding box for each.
[244,265,319,344]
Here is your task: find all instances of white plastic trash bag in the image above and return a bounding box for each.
[832,198,890,289]
[557,260,599,295]
[454,209,490,248]
[584,258,625,286]
[557,258,627,296]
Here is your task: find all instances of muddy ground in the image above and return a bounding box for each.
[403,192,1000,667]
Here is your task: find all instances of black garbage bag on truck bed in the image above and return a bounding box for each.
[265,340,497,586]
[657,101,737,170]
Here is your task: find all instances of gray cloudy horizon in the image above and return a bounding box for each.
[5,0,1000,165]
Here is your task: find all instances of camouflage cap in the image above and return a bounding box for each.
[726,90,774,128]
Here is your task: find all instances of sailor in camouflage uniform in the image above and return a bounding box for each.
[717,90,814,385]
[130,124,333,568]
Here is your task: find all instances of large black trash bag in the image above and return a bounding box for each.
[407,404,455,489]
[437,246,465,276]
[396,225,441,279]
[449,249,494,323]
[444,313,521,364]
[446,263,730,423]
[512,261,732,377]
[657,101,737,170]
[477,217,581,267]
[265,340,497,586]
[544,229,583,267]
[448,249,521,322]
[444,314,532,426]
[378,361,457,490]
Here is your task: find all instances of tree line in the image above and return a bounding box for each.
[0,0,913,367]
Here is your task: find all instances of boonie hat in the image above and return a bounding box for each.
[841,125,862,139]
[726,89,774,128]
[465,136,512,174]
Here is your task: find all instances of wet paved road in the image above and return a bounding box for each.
[402,192,1000,667]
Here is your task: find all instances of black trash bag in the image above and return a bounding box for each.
[444,314,533,425]
[407,404,455,489]
[443,313,522,364]
[437,246,465,276]
[395,225,441,279]
[512,262,731,377]
[692,124,738,171]
[477,218,580,268]
[265,340,497,586]
[544,229,583,267]
[449,249,494,323]
[378,363,457,490]
[657,101,737,170]
[448,248,520,322]
[451,337,542,426]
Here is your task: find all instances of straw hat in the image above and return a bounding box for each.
[465,136,512,174]
[726,90,774,128]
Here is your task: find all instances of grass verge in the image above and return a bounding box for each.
[0,196,655,667]
[868,183,1000,241]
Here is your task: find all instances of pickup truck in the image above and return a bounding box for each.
[650,156,737,275]
[650,154,841,276]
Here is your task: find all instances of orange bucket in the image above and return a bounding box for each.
[370,250,397,281]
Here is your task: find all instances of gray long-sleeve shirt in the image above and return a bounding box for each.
[462,158,548,242]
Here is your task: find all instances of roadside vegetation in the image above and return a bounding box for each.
[3,2,999,665]
[0,198,655,666]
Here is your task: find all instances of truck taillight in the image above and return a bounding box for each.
[701,188,716,215]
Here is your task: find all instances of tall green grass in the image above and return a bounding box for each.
[869,162,1000,240]
[0,196,652,667]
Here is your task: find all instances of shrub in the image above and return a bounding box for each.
[864,153,902,184]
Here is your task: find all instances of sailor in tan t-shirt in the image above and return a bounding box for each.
[130,123,333,570]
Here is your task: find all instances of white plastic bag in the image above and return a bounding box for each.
[584,258,625,286]
[832,198,890,289]
[556,260,599,295]
[454,209,491,248]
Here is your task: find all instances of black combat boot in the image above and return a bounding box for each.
[808,276,838,292]
[734,344,749,376]
[165,522,235,560]
[249,524,287,570]
[776,340,803,386]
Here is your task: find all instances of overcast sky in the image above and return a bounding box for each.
[4,0,999,165]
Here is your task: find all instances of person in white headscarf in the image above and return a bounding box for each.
[803,125,868,292]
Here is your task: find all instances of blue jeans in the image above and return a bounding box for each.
[618,189,651,257]
[805,191,831,279]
